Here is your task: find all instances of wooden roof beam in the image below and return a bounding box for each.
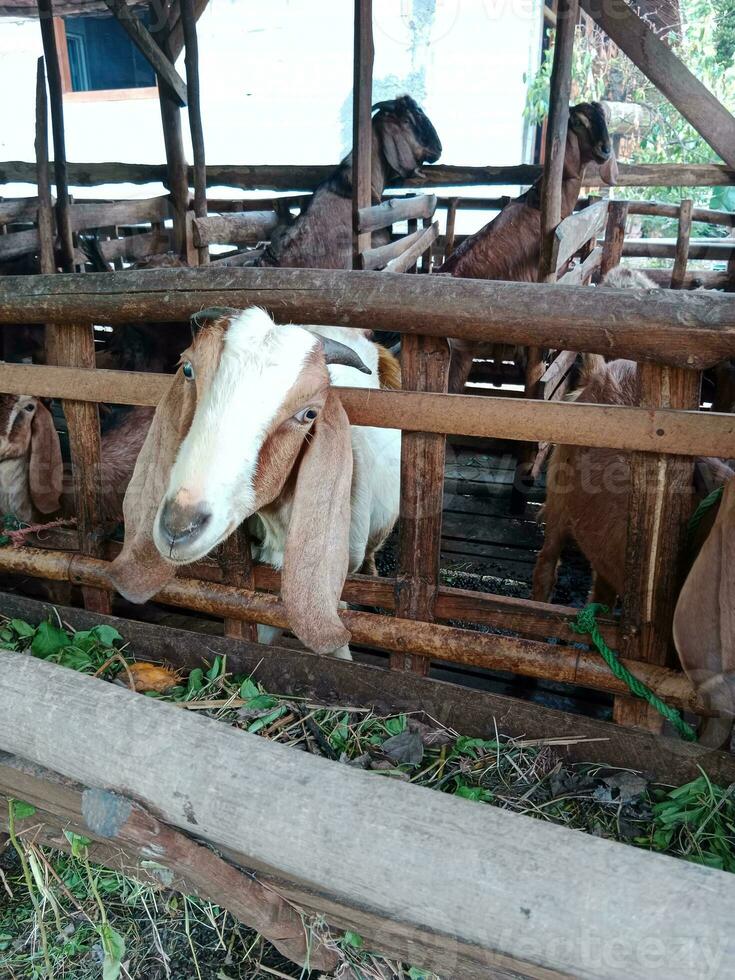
[582,0,735,169]
[102,0,188,106]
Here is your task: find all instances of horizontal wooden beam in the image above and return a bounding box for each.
[621,239,735,261]
[192,211,279,247]
[3,160,735,190]
[8,593,734,785]
[102,0,188,107]
[358,193,437,232]
[0,549,707,711]
[627,200,735,228]
[582,0,735,169]
[70,195,170,231]
[1,652,733,979]
[361,224,429,270]
[1,267,734,368]
[1,362,734,456]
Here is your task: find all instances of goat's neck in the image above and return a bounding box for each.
[0,456,33,523]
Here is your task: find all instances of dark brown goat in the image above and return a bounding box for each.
[437,102,617,392]
[257,95,442,269]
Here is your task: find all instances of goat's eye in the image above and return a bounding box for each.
[182,361,195,380]
[24,404,35,413]
[294,407,318,424]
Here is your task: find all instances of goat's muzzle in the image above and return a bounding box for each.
[158,496,212,553]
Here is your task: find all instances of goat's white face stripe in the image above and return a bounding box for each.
[159,308,317,552]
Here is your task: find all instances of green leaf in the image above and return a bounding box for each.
[244,694,277,711]
[384,715,406,736]
[206,655,224,682]
[10,798,37,821]
[9,618,34,637]
[31,620,70,659]
[101,923,126,980]
[239,677,259,700]
[64,830,92,859]
[454,784,493,803]
[247,706,287,734]
[454,736,499,756]
[186,668,205,695]
[90,624,122,647]
[408,969,430,980]
[342,930,364,949]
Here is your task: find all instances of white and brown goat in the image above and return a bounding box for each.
[109,308,402,659]
[532,357,735,739]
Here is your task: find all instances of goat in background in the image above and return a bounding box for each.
[258,95,442,270]
[109,308,402,660]
[436,102,617,392]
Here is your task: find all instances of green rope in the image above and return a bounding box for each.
[688,485,724,540]
[0,515,22,547]
[571,603,698,742]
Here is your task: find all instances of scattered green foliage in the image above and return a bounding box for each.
[2,616,734,978]
[1,614,126,678]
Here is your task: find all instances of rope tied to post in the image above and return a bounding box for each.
[571,603,698,742]
[687,485,724,541]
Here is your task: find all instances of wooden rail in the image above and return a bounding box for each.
[4,159,735,188]
[2,268,734,368]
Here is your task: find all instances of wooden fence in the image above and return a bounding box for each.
[1,267,734,728]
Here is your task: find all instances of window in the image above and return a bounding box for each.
[55,14,157,101]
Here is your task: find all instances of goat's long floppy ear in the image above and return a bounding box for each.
[377,113,423,178]
[109,373,193,603]
[598,150,618,186]
[674,479,735,727]
[29,401,63,514]
[282,389,353,655]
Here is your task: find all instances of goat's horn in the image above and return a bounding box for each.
[190,307,240,334]
[372,99,396,113]
[320,337,372,375]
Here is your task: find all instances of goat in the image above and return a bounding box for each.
[436,102,617,393]
[0,393,151,527]
[0,394,63,522]
[257,96,442,269]
[109,308,402,660]
[532,357,734,741]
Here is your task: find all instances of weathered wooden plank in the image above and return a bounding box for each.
[582,0,735,168]
[70,196,170,231]
[557,246,602,285]
[5,159,735,189]
[600,201,629,280]
[1,654,734,980]
[0,226,39,260]
[98,229,170,263]
[102,0,188,106]
[0,196,42,225]
[34,59,55,279]
[627,200,735,228]
[3,592,733,785]
[1,362,734,458]
[554,199,608,273]
[622,239,735,261]
[352,0,373,269]
[1,268,734,368]
[192,211,279,246]
[181,0,209,265]
[359,193,437,233]
[385,221,439,273]
[619,366,702,730]
[393,335,449,674]
[362,223,432,270]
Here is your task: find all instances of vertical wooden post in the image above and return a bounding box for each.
[34,57,58,365]
[444,197,459,260]
[393,335,450,675]
[37,0,109,614]
[180,0,208,266]
[352,0,373,270]
[406,217,418,272]
[150,5,189,260]
[513,0,578,514]
[37,0,73,272]
[600,200,629,280]
[670,198,693,290]
[617,364,701,729]
[219,527,258,642]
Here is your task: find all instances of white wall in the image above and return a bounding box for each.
[0,0,543,211]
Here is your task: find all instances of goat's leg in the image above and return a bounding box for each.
[591,574,618,608]
[358,552,378,576]
[532,525,567,602]
[448,340,475,394]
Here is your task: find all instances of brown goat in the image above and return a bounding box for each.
[532,358,734,741]
[436,102,618,392]
[257,96,442,269]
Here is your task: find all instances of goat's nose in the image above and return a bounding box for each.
[159,497,211,548]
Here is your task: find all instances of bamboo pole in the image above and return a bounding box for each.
[0,548,707,713]
[352,0,373,269]
[180,0,209,265]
